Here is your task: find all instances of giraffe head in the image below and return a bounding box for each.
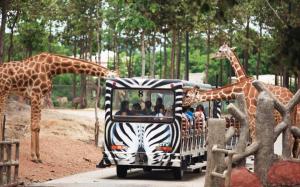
[183,87,198,106]
[212,43,236,60]
[107,70,119,78]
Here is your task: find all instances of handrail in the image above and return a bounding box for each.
[211,144,236,187]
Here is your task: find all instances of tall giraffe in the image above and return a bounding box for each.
[0,53,117,162]
[213,43,300,122]
[212,44,248,82]
[184,44,297,140]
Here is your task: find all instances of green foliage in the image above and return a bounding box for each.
[18,20,47,54]
[1,0,300,108]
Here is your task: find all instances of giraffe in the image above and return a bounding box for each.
[183,44,297,141]
[212,44,300,157]
[0,53,117,162]
[184,78,294,138]
[211,44,247,82]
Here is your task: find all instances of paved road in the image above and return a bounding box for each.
[30,167,205,187]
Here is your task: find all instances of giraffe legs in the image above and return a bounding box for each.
[30,94,42,163]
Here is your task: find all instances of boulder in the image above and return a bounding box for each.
[268,160,300,186]
[228,167,262,187]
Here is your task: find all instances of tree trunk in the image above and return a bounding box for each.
[116,31,120,72]
[95,2,102,147]
[159,45,162,78]
[80,74,87,109]
[256,16,262,80]
[125,42,129,75]
[163,32,167,79]
[148,44,151,76]
[280,72,283,87]
[28,46,33,57]
[185,31,189,81]
[7,10,19,62]
[205,18,211,83]
[283,66,289,88]
[141,30,146,78]
[176,30,182,79]
[220,60,223,85]
[0,1,8,63]
[170,30,177,79]
[48,22,53,52]
[113,31,116,70]
[72,38,78,99]
[150,32,156,78]
[298,71,300,90]
[275,73,278,86]
[243,15,250,74]
[80,36,87,109]
[128,47,133,77]
[228,23,233,84]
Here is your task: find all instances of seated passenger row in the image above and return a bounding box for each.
[116,97,169,116]
[182,104,207,129]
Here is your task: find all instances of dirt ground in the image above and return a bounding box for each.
[3,99,106,184]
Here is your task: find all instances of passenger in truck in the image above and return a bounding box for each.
[142,100,153,115]
[132,103,143,115]
[115,100,132,116]
[154,97,165,115]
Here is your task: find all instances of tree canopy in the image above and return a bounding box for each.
[0,0,299,93]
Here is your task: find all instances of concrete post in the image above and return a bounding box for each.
[254,91,275,186]
[205,118,226,187]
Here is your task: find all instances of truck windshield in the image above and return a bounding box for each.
[111,89,175,123]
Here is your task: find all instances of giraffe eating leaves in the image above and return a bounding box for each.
[0,53,117,162]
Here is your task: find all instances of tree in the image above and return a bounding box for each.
[0,0,11,63]
[18,20,47,57]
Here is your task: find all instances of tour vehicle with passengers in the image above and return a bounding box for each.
[100,78,214,179]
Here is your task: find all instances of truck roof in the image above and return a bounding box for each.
[107,78,214,91]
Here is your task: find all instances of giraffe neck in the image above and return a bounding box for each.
[36,53,110,78]
[225,50,247,82]
[187,79,252,104]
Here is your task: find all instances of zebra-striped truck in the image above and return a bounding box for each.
[100,78,213,179]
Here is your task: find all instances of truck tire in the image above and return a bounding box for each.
[173,167,183,180]
[143,167,152,172]
[116,165,127,178]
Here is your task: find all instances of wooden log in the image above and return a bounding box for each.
[0,141,19,145]
[14,143,19,182]
[0,161,19,166]
[254,91,275,186]
[6,144,12,184]
[205,119,226,187]
[227,94,249,166]
[0,144,3,185]
[1,115,5,141]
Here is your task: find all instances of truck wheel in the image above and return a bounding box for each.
[173,167,183,180]
[116,165,127,178]
[193,168,201,173]
[143,167,152,172]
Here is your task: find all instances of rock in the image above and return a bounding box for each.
[229,167,262,187]
[268,160,300,186]
[83,157,91,162]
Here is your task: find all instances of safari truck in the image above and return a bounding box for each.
[100,78,213,179]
